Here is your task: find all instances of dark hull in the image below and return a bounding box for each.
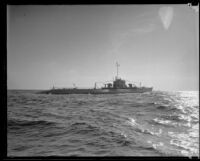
[39,87,153,94]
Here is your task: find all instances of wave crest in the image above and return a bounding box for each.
[8,119,56,130]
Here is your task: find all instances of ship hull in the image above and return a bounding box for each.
[39,87,153,94]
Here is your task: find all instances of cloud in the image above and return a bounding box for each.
[159,6,174,30]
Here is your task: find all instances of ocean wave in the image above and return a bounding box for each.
[160,114,187,122]
[168,131,199,156]
[127,118,138,126]
[83,129,133,148]
[155,105,184,113]
[170,139,199,156]
[67,121,102,136]
[126,118,162,136]
[151,118,178,127]
[156,105,169,110]
[8,119,57,130]
[146,140,184,156]
[136,141,168,156]
[158,113,198,127]
[7,90,199,157]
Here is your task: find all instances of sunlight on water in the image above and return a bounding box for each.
[128,118,137,126]
[153,117,178,126]
[169,91,199,157]
[127,117,163,137]
[169,131,199,156]
[7,90,199,156]
[152,142,164,149]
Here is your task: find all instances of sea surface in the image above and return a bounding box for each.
[7,90,199,157]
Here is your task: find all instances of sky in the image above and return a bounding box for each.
[7,5,199,91]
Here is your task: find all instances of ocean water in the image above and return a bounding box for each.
[7,90,199,157]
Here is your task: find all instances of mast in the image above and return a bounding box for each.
[116,62,120,79]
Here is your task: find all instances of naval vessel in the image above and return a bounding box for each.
[39,62,153,94]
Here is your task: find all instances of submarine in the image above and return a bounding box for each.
[39,62,153,94]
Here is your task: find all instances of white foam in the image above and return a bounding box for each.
[152,142,164,150]
[153,118,177,126]
[127,117,137,126]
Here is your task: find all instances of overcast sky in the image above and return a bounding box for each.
[7,5,199,91]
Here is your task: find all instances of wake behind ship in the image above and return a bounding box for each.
[40,63,153,94]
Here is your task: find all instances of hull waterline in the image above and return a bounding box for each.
[39,87,153,95]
